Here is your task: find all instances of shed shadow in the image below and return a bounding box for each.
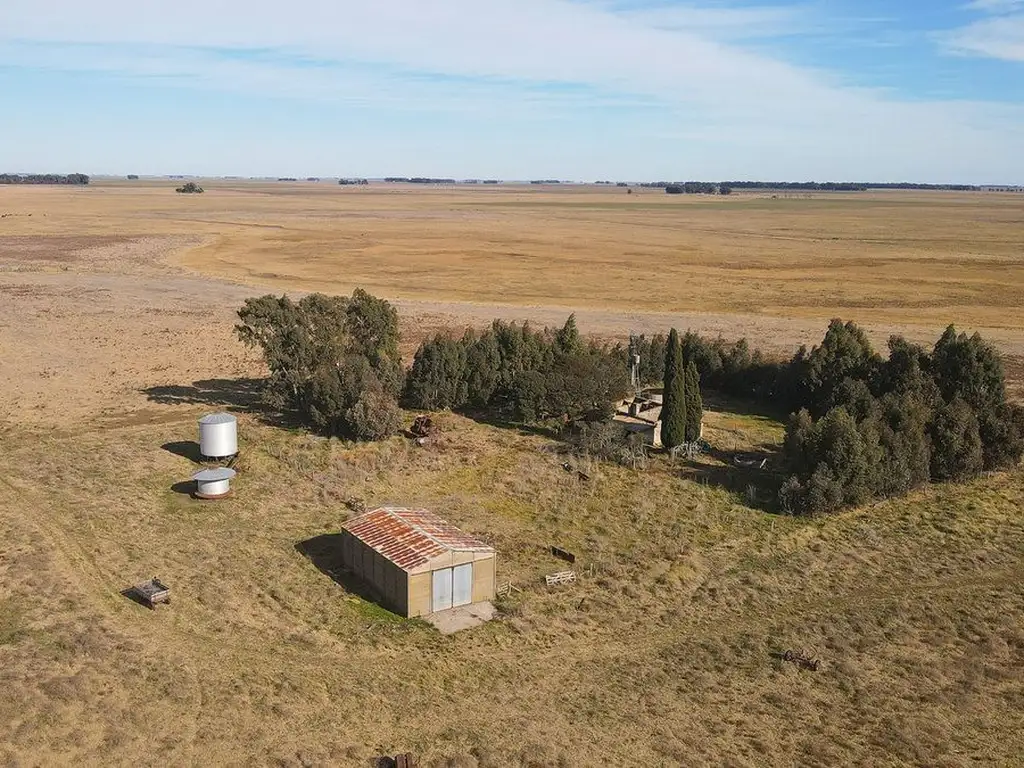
[295,534,387,606]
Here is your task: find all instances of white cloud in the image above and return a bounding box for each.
[945,12,1024,61]
[945,0,1024,62]
[0,0,1022,180]
[963,0,1023,12]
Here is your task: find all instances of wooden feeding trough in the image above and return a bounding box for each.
[129,577,171,609]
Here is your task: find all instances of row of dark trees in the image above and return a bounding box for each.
[662,182,731,195]
[403,315,629,424]
[383,177,457,184]
[235,290,1022,514]
[0,173,89,185]
[722,181,978,191]
[778,323,1024,514]
[639,181,980,192]
[235,295,633,440]
[629,321,1024,514]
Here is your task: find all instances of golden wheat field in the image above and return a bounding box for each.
[1,180,1023,766]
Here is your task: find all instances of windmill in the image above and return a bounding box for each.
[628,331,642,397]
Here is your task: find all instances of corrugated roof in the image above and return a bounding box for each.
[342,506,493,571]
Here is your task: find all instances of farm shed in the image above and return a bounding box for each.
[340,506,496,618]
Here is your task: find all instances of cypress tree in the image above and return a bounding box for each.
[661,329,687,449]
[684,360,703,442]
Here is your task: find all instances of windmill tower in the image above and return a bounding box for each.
[628,331,643,398]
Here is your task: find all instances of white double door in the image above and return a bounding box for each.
[432,563,473,612]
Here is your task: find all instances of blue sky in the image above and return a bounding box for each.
[1,0,1023,181]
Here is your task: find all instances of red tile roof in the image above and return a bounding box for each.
[342,506,493,571]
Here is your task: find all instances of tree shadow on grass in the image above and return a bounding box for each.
[295,534,397,613]
[141,377,301,429]
[675,449,785,513]
[702,389,792,424]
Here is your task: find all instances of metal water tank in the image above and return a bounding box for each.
[199,413,237,458]
[192,467,236,499]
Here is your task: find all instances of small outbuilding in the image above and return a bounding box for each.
[339,506,495,618]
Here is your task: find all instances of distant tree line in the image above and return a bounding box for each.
[0,173,89,185]
[530,180,563,185]
[383,177,457,184]
[662,182,731,195]
[641,181,981,192]
[630,321,1024,514]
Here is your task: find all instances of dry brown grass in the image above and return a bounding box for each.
[1,181,1023,765]
[4,181,1024,334]
[1,408,1022,766]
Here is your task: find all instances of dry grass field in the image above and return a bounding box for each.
[1,180,1023,766]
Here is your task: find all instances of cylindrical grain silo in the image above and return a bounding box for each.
[192,467,237,499]
[199,413,238,459]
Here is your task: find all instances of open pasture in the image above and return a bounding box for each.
[3,180,1024,333]
[1,180,1023,765]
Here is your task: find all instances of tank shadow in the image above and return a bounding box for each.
[162,441,204,463]
[170,481,197,496]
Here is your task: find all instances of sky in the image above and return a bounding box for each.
[1,0,1023,182]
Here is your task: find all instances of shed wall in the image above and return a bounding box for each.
[339,530,410,616]
[472,554,496,603]
[408,572,432,617]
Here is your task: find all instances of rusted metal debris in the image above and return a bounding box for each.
[370,754,417,768]
[561,462,590,481]
[408,415,434,438]
[551,545,576,564]
[781,649,820,671]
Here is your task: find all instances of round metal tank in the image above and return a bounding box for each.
[193,467,236,499]
[199,413,237,458]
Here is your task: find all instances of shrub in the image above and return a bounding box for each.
[683,360,703,442]
[929,398,983,481]
[235,290,402,440]
[346,391,402,440]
